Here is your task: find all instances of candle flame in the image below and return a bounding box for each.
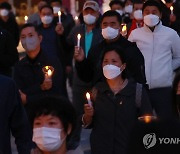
[86,92,90,99]
[75,16,78,20]
[170,6,173,11]
[24,16,28,21]
[122,25,127,32]
[77,34,81,39]
[45,66,49,70]
[58,11,61,16]
[144,116,151,123]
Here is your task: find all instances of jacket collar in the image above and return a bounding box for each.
[143,21,162,33]
[96,78,136,96]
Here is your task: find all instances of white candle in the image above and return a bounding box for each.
[42,66,54,80]
[170,6,174,15]
[121,24,127,36]
[86,92,92,106]
[77,34,81,47]
[24,16,28,24]
[47,69,52,77]
[58,11,61,23]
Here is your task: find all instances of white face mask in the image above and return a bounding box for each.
[83,14,96,25]
[133,10,143,20]
[144,14,159,27]
[0,9,9,16]
[102,27,119,40]
[116,9,124,16]
[124,5,133,13]
[53,6,60,14]
[41,15,53,25]
[103,64,122,79]
[33,127,65,152]
[21,36,39,52]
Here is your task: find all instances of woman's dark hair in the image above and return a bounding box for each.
[27,96,77,140]
[172,72,180,118]
[142,0,162,13]
[101,45,127,79]
[39,4,53,13]
[101,10,122,24]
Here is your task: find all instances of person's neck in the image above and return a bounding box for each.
[43,23,51,28]
[107,76,125,94]
[105,34,120,43]
[86,24,95,33]
[136,19,143,24]
[43,142,67,154]
[27,47,40,60]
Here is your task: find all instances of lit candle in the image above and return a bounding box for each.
[86,92,92,106]
[24,16,28,24]
[170,6,174,15]
[74,16,79,25]
[42,66,54,80]
[138,115,157,123]
[121,24,127,36]
[58,11,61,23]
[77,34,81,48]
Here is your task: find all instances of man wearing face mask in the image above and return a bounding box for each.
[74,10,146,87]
[14,24,64,105]
[0,2,19,47]
[109,0,125,17]
[128,0,180,120]
[127,0,144,37]
[38,5,69,97]
[67,0,102,152]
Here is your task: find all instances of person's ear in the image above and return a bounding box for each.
[122,63,126,70]
[67,124,72,135]
[39,35,43,43]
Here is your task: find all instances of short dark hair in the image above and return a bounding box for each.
[0,2,12,10]
[28,96,77,140]
[101,45,127,79]
[101,10,122,24]
[133,0,144,6]
[39,4,53,13]
[109,0,124,8]
[20,23,41,35]
[50,0,62,5]
[142,0,162,13]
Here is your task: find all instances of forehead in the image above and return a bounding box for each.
[83,7,95,12]
[111,4,123,9]
[102,16,119,23]
[21,27,36,35]
[51,2,61,7]
[34,114,61,122]
[104,50,120,59]
[40,7,53,14]
[143,5,160,13]
[134,3,143,9]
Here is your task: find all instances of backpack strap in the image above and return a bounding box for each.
[136,83,143,108]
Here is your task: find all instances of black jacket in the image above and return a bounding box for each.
[90,79,152,154]
[75,35,146,85]
[0,75,32,154]
[14,50,64,102]
[0,27,18,76]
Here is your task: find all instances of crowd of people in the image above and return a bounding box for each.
[0,0,180,154]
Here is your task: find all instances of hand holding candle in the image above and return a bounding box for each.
[86,92,92,106]
[58,11,61,23]
[77,34,81,48]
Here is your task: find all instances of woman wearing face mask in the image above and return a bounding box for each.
[172,72,180,119]
[28,96,77,154]
[83,46,152,154]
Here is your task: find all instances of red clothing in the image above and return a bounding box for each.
[128,19,143,37]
